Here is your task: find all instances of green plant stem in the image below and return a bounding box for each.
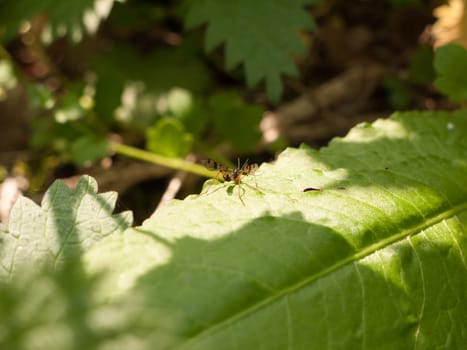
[111,142,217,179]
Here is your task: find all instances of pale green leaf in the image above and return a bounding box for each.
[0,175,132,280]
[146,118,193,157]
[0,175,138,350]
[85,110,467,349]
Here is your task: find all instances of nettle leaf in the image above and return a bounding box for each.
[0,0,117,43]
[185,0,318,100]
[0,175,132,280]
[85,110,467,349]
[434,43,467,102]
[0,176,140,350]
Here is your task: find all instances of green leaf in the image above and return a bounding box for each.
[165,88,209,137]
[0,176,137,350]
[0,0,117,43]
[146,118,193,157]
[0,175,132,280]
[70,136,109,166]
[408,46,435,85]
[209,91,263,152]
[185,0,318,100]
[383,76,412,110]
[434,43,467,102]
[85,110,467,348]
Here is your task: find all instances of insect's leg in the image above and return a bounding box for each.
[243,182,264,194]
[237,183,246,206]
[200,180,224,196]
[253,173,258,188]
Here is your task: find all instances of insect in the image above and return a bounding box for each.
[202,158,260,204]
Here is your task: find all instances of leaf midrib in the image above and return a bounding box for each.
[179,200,467,348]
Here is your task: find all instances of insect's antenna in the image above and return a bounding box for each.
[241,158,249,170]
[237,182,246,206]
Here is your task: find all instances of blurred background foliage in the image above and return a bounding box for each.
[0,0,466,223]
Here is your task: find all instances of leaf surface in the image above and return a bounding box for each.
[86,110,467,349]
[0,176,132,280]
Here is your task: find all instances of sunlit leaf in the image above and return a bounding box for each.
[86,110,467,348]
[146,118,193,158]
[0,175,132,279]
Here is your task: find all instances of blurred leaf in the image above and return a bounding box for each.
[92,43,213,126]
[146,118,193,158]
[408,46,435,84]
[107,1,168,31]
[209,91,263,152]
[434,43,467,102]
[166,88,193,118]
[30,117,81,151]
[0,0,117,43]
[54,89,86,123]
[383,76,412,110]
[179,98,209,137]
[185,0,319,100]
[165,88,209,137]
[27,83,56,110]
[70,136,109,166]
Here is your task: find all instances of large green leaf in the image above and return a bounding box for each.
[84,110,467,349]
[185,0,319,100]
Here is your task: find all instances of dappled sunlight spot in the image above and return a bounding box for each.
[358,247,407,290]
[260,112,280,143]
[83,9,100,34]
[85,230,173,299]
[343,118,410,143]
[148,197,259,241]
